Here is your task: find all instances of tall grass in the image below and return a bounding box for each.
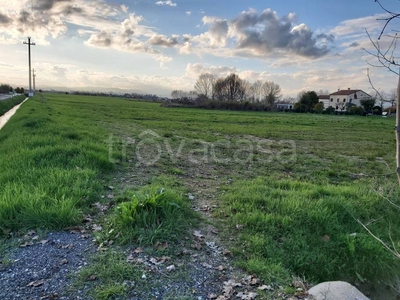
[0,95,114,232]
[0,95,26,116]
[219,178,400,284]
[103,176,197,245]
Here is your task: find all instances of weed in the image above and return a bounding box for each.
[73,250,141,300]
[101,176,197,245]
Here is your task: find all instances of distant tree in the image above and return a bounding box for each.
[213,78,227,102]
[249,80,263,102]
[293,102,302,113]
[262,81,282,109]
[242,80,252,102]
[360,98,376,113]
[317,89,330,96]
[21,87,24,94]
[213,74,247,102]
[225,74,245,102]
[194,73,216,99]
[0,84,11,94]
[313,102,324,114]
[171,90,188,99]
[297,91,319,112]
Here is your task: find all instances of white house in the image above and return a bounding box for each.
[276,102,293,110]
[318,95,330,109]
[328,89,372,112]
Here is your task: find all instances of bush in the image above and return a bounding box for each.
[348,106,365,116]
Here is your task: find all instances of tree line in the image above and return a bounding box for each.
[168,73,393,115]
[0,84,25,94]
[168,73,284,111]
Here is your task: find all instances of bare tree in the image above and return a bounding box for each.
[194,73,216,99]
[249,80,264,102]
[241,80,252,102]
[261,81,282,109]
[367,0,400,184]
[317,89,330,96]
[213,74,247,102]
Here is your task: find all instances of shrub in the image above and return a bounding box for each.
[324,106,336,114]
[348,106,365,116]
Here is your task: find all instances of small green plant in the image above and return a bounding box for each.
[103,179,196,245]
[73,250,141,300]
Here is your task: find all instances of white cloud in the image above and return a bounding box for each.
[155,1,177,7]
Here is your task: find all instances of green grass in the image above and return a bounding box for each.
[0,95,26,116]
[0,94,115,233]
[1,92,399,292]
[98,175,197,246]
[218,178,400,285]
[73,250,142,300]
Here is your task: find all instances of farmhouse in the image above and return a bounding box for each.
[328,89,372,112]
[318,95,330,109]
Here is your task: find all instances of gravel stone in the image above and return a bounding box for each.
[0,231,96,300]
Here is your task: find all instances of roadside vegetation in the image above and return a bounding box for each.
[0,94,115,232]
[1,93,399,298]
[0,95,26,116]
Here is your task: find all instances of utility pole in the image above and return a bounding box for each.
[33,69,36,92]
[23,37,35,97]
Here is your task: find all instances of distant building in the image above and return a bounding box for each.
[276,102,293,110]
[328,89,372,112]
[318,95,330,109]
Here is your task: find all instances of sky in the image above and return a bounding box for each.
[0,0,400,98]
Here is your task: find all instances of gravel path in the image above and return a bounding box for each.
[0,227,292,300]
[0,231,96,300]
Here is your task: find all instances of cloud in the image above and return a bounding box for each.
[202,16,229,47]
[84,13,161,55]
[329,15,384,37]
[34,0,72,11]
[316,33,335,42]
[180,8,333,60]
[0,13,12,25]
[349,42,360,48]
[86,30,113,47]
[185,63,237,78]
[147,34,180,47]
[155,1,177,7]
[186,11,191,15]
[230,8,330,58]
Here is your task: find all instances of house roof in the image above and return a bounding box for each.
[330,89,370,97]
[318,95,330,99]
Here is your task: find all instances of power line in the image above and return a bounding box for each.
[23,37,35,97]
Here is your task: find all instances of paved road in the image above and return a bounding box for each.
[0,94,12,101]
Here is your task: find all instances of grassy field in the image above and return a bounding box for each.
[1,93,399,296]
